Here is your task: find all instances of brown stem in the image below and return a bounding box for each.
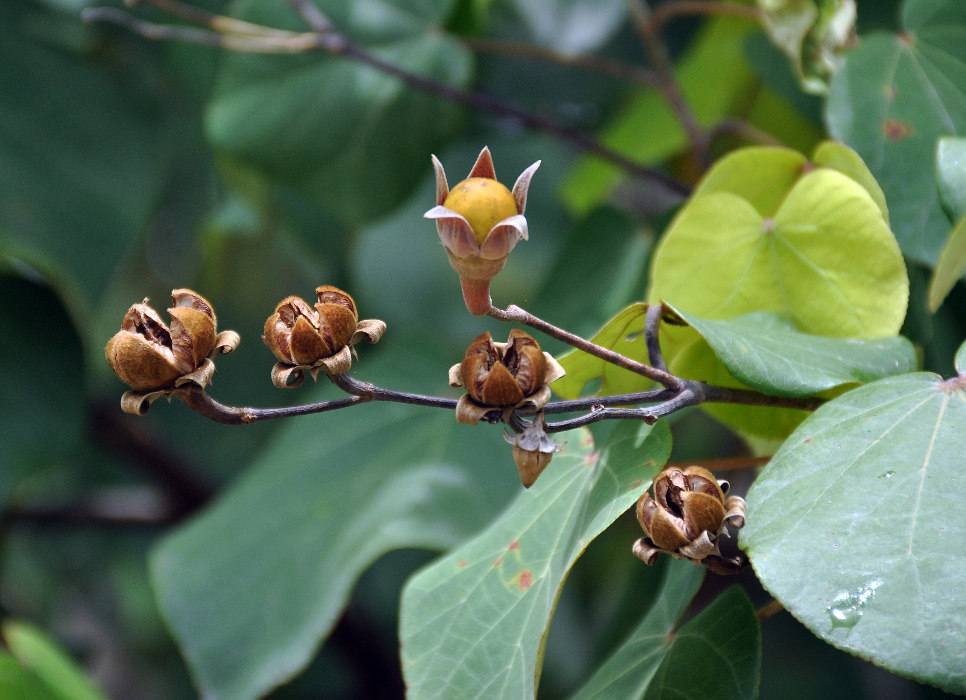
[644,303,669,373]
[489,304,685,390]
[175,384,367,424]
[649,0,763,29]
[83,2,691,199]
[756,598,785,623]
[629,0,710,166]
[462,36,662,90]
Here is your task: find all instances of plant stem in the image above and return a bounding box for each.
[756,598,785,623]
[83,0,691,199]
[489,304,684,390]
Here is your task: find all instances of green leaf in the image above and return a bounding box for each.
[670,307,917,397]
[206,0,471,225]
[570,561,705,698]
[0,273,85,504]
[937,137,966,221]
[926,212,966,312]
[508,0,627,53]
[1,621,108,700]
[562,17,757,215]
[686,142,887,221]
[553,303,650,400]
[150,381,521,699]
[741,372,966,694]
[399,420,672,699]
[757,0,857,94]
[0,3,166,310]
[811,140,889,220]
[0,654,59,700]
[648,167,908,338]
[827,0,966,266]
[640,586,760,700]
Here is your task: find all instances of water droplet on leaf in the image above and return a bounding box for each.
[828,580,881,631]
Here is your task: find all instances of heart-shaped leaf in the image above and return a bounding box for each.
[670,307,917,397]
[649,163,907,339]
[741,372,966,694]
[206,0,470,225]
[827,0,966,266]
[399,420,671,699]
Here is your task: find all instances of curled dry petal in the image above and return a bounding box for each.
[106,289,219,392]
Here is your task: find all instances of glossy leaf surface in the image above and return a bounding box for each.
[671,307,917,397]
[742,372,966,694]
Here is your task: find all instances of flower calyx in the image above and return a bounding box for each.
[503,413,562,488]
[105,289,239,415]
[632,466,747,575]
[425,147,540,315]
[263,285,386,388]
[449,330,565,425]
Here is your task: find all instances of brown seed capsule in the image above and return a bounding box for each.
[449,330,565,425]
[633,466,747,574]
[105,289,218,392]
[460,330,548,407]
[263,286,359,365]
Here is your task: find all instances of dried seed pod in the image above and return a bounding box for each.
[106,289,218,392]
[263,286,359,366]
[263,285,385,388]
[503,413,561,488]
[633,466,747,575]
[449,330,565,424]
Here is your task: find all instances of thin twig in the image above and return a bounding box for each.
[83,1,690,199]
[462,36,662,90]
[629,0,710,165]
[176,384,367,424]
[649,0,763,29]
[645,304,668,373]
[756,598,785,623]
[489,304,685,390]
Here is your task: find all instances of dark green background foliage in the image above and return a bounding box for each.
[2,0,964,698]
